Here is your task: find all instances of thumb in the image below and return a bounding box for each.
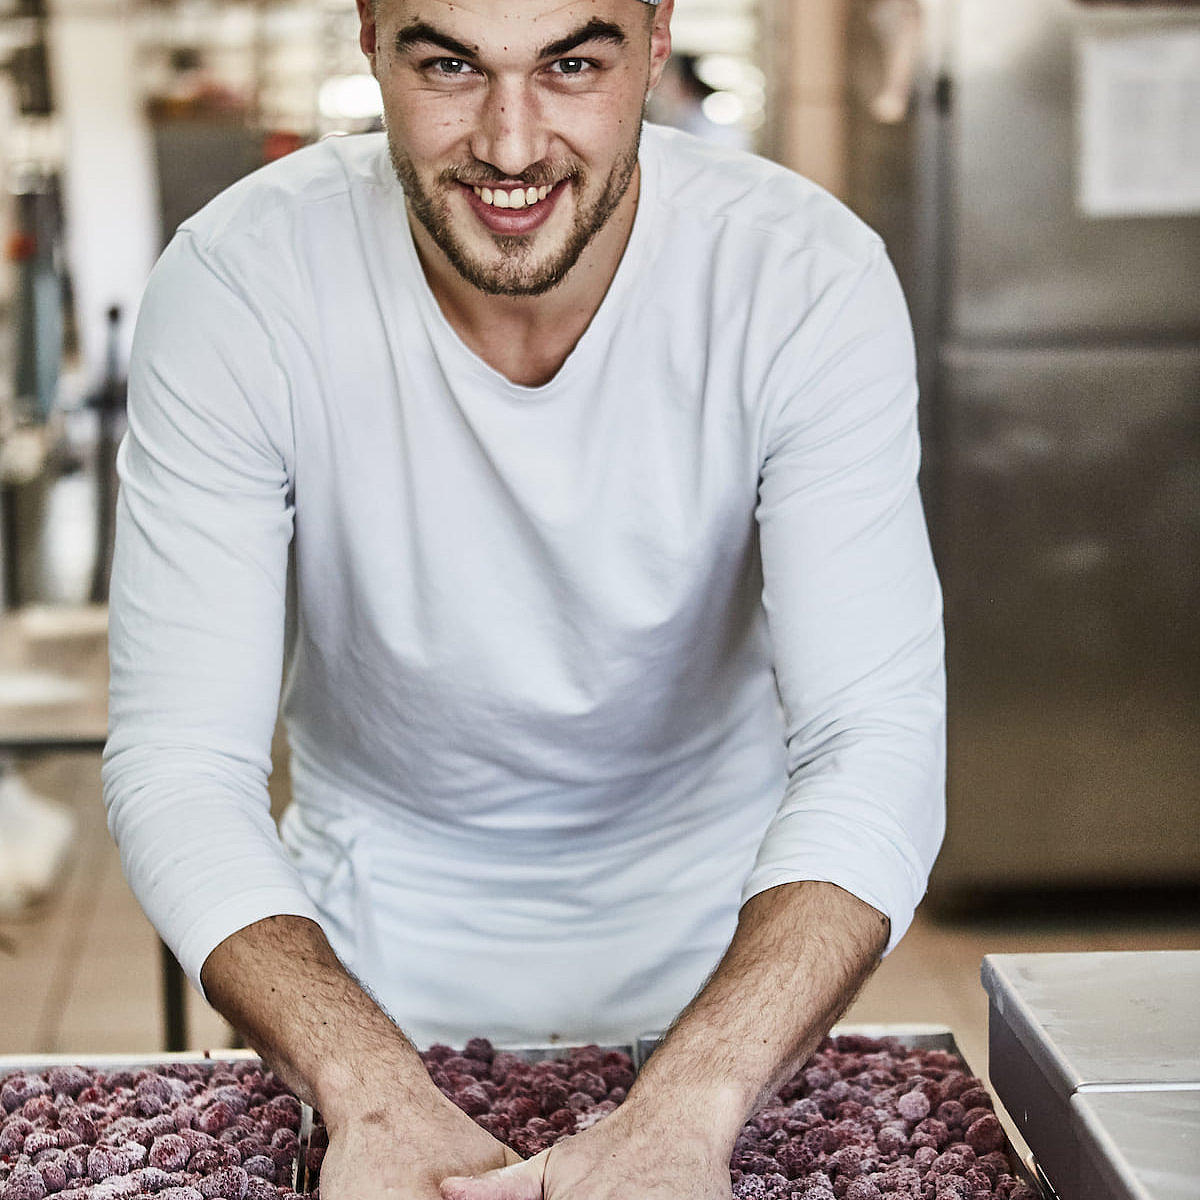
[441,1152,547,1200]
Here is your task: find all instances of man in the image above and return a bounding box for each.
[103,1,946,1200]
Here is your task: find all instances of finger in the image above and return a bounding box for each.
[441,1152,546,1200]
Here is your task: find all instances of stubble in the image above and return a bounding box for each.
[389,131,642,298]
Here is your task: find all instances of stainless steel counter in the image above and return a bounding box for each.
[982,951,1200,1200]
[1072,1090,1200,1200]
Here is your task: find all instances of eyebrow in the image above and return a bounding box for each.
[393,22,478,59]
[538,19,628,60]
[392,17,627,61]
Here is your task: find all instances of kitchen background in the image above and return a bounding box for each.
[0,0,1196,1132]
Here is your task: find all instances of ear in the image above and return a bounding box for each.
[646,0,674,91]
[356,0,377,66]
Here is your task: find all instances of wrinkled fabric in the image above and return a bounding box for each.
[103,125,945,1046]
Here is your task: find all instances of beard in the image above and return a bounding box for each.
[389,130,642,298]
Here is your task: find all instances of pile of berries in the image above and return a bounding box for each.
[3,1036,1040,1200]
[414,1036,1039,1200]
[0,1060,305,1200]
[420,1039,636,1158]
[723,1034,1039,1200]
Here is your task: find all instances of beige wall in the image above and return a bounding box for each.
[761,0,850,199]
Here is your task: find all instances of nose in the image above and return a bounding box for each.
[470,76,549,179]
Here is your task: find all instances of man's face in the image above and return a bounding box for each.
[358,0,672,297]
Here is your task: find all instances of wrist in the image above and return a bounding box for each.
[619,1054,758,1157]
[312,1037,441,1133]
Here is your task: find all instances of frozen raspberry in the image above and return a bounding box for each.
[906,1147,934,1177]
[239,1152,276,1181]
[190,1149,228,1176]
[38,1163,68,1194]
[453,1085,492,1118]
[599,1063,634,1092]
[963,1116,1004,1156]
[211,1088,250,1118]
[45,1069,92,1101]
[828,1146,867,1177]
[546,1109,575,1133]
[976,1151,1009,1181]
[131,1168,175,1193]
[910,1119,950,1151]
[262,1095,299,1126]
[933,1101,965,1130]
[3,1077,50,1115]
[774,1142,815,1179]
[198,1167,249,1200]
[243,1180,276,1200]
[896,1091,930,1123]
[463,1038,495,1064]
[21,1098,59,1126]
[141,1114,179,1141]
[536,1083,570,1117]
[1,1116,34,1154]
[804,1068,837,1091]
[89,1147,134,1179]
[879,1166,920,1192]
[157,1189,204,1200]
[150,1136,192,1172]
[442,1057,484,1082]
[844,1183,882,1200]
[929,1152,966,1176]
[63,1146,90,1179]
[797,1170,834,1197]
[179,1130,217,1154]
[196,1103,236,1135]
[574,1102,616,1132]
[2,1166,48,1200]
[24,1130,60,1157]
[568,1072,607,1102]
[733,1176,767,1200]
[736,1151,780,1177]
[956,1088,990,1113]
[875,1124,907,1155]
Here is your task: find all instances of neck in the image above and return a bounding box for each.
[411,165,641,387]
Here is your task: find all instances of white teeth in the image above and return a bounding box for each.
[472,183,554,209]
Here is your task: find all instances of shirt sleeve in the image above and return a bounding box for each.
[745,241,946,953]
[102,230,322,996]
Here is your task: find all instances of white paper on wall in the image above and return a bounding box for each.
[1076,27,1200,218]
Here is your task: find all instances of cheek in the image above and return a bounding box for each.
[383,91,475,152]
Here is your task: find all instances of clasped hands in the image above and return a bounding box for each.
[317,1087,733,1200]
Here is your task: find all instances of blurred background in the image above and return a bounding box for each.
[0,0,1196,1079]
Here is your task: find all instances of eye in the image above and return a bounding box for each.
[552,57,590,75]
[429,57,474,76]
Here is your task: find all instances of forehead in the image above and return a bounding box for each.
[383,0,651,48]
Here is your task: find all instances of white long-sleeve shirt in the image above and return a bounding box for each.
[103,125,945,1047]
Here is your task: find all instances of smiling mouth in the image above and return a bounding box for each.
[471,183,555,210]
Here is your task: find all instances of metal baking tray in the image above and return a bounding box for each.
[1,1026,1042,1195]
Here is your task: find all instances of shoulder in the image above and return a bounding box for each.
[640,123,883,275]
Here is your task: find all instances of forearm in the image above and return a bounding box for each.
[625,881,888,1153]
[200,914,439,1130]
